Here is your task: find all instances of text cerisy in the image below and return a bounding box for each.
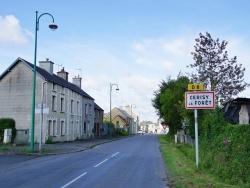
[189,95,210,100]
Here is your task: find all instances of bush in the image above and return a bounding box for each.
[116,130,129,136]
[45,136,53,144]
[199,108,250,185]
[0,118,16,143]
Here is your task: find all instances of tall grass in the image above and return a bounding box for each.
[159,135,246,188]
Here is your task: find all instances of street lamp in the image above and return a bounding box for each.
[30,11,58,152]
[139,111,143,132]
[110,83,119,138]
[131,104,136,134]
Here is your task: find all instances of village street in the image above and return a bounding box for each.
[0,134,169,188]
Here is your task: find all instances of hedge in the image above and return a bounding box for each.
[0,118,17,143]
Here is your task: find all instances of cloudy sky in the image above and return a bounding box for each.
[1,0,250,122]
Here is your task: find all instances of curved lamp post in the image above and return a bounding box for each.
[110,83,119,138]
[131,104,136,134]
[30,11,58,152]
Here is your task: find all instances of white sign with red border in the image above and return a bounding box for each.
[185,91,215,109]
[162,124,168,130]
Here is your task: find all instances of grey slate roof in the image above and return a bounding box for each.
[0,57,94,100]
[94,102,104,111]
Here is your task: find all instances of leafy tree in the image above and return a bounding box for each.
[152,75,190,135]
[152,77,170,118]
[188,32,248,101]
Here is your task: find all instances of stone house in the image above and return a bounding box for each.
[94,102,104,138]
[223,97,250,124]
[123,105,139,134]
[104,107,132,133]
[0,57,103,144]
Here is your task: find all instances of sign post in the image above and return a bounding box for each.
[185,90,215,168]
[194,109,198,168]
[162,124,167,138]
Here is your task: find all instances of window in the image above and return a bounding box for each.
[96,110,100,118]
[53,120,57,135]
[89,104,92,116]
[84,122,86,133]
[48,120,57,136]
[52,96,56,111]
[71,100,74,114]
[48,120,53,136]
[61,86,65,94]
[76,101,79,115]
[116,121,119,126]
[85,104,88,115]
[60,97,64,112]
[60,121,65,135]
[52,83,56,90]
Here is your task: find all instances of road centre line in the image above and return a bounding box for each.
[94,159,108,167]
[94,152,119,167]
[111,152,119,157]
[61,172,87,188]
[61,152,120,187]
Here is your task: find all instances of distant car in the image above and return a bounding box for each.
[138,130,144,135]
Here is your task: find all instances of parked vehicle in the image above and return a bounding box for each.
[138,130,144,135]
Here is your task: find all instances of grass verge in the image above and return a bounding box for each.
[0,144,10,150]
[158,135,243,188]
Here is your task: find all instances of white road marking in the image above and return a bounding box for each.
[61,172,87,188]
[94,159,108,167]
[61,152,120,187]
[111,152,119,157]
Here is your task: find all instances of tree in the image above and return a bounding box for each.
[188,32,249,101]
[152,76,171,118]
[152,75,190,135]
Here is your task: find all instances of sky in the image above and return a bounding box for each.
[1,0,250,123]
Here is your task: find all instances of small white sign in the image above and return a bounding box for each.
[185,91,215,109]
[38,103,46,108]
[35,107,49,114]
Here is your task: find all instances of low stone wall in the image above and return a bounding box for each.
[176,130,194,146]
[14,129,29,145]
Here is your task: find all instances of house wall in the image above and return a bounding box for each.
[113,116,127,130]
[94,109,103,137]
[0,60,96,144]
[82,98,95,139]
[42,83,97,142]
[42,82,83,143]
[0,62,34,140]
[239,104,249,124]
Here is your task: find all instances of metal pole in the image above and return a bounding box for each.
[131,105,132,134]
[30,11,57,152]
[110,83,112,138]
[30,11,38,152]
[195,109,199,168]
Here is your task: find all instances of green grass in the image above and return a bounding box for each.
[0,144,10,150]
[158,135,243,188]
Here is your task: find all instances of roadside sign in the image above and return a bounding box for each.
[185,91,215,109]
[35,107,49,114]
[162,124,167,130]
[188,84,203,91]
[38,103,46,108]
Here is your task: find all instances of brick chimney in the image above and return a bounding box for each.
[57,67,69,81]
[72,75,82,88]
[39,59,54,74]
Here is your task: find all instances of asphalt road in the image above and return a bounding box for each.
[0,134,169,188]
